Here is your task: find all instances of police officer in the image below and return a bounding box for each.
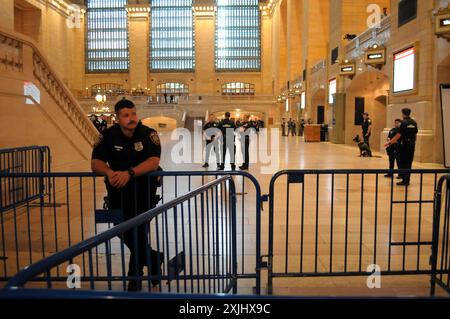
[238,115,255,170]
[362,112,372,149]
[91,98,164,291]
[281,119,287,137]
[384,119,402,178]
[202,115,220,168]
[218,111,236,171]
[385,108,418,186]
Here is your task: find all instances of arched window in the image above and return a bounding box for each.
[215,0,261,71]
[90,83,125,96]
[156,82,189,103]
[85,0,129,72]
[222,82,255,95]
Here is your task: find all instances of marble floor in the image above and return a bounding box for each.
[1,133,449,297]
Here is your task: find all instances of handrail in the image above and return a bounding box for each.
[0,27,98,147]
[5,175,235,288]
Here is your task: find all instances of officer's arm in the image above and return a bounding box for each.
[91,159,114,178]
[132,157,160,177]
[387,133,401,146]
[367,123,372,136]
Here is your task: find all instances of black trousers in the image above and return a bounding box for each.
[387,147,398,170]
[107,181,160,277]
[398,143,415,184]
[240,135,250,168]
[205,140,219,164]
[222,140,236,169]
[363,135,370,149]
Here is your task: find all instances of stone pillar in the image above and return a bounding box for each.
[329,92,346,144]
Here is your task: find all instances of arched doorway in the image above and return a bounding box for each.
[141,116,178,132]
[345,71,389,152]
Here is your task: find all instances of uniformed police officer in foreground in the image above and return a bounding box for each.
[362,112,372,149]
[202,115,220,168]
[218,112,236,171]
[91,98,164,291]
[384,108,418,186]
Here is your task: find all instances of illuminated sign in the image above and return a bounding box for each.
[339,63,355,76]
[435,11,450,35]
[328,78,336,104]
[364,48,386,65]
[393,46,416,94]
[301,91,306,109]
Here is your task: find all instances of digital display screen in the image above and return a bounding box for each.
[285,98,289,112]
[301,92,306,109]
[341,66,353,72]
[393,47,415,93]
[329,78,336,104]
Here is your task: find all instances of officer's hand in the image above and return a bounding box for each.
[106,171,120,187]
[115,171,131,188]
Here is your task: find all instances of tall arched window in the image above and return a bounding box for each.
[150,0,195,71]
[215,0,261,71]
[85,0,129,72]
[222,82,255,95]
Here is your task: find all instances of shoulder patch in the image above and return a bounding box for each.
[94,134,103,148]
[150,131,160,146]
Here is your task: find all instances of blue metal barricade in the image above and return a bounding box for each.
[431,175,450,295]
[0,170,263,294]
[5,176,238,294]
[0,146,51,213]
[267,169,450,295]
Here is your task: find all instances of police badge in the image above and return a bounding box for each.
[150,132,160,146]
[134,141,144,152]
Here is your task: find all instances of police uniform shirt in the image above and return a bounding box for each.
[388,127,399,140]
[362,119,372,136]
[398,118,418,145]
[203,121,219,141]
[92,123,161,173]
[219,119,236,139]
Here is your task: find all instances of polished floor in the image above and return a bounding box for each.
[1,132,449,297]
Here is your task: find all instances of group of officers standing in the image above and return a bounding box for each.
[202,112,263,171]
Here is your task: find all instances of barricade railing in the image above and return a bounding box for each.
[431,175,450,295]
[0,146,51,213]
[5,176,238,294]
[267,169,450,295]
[0,170,263,294]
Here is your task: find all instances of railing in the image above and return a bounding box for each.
[0,27,98,147]
[0,146,51,213]
[431,175,450,295]
[5,176,238,294]
[267,169,450,295]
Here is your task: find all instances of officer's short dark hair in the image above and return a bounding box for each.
[225,112,231,118]
[401,108,411,116]
[395,118,402,123]
[114,99,135,113]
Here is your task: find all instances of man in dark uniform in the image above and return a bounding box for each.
[91,99,164,291]
[385,108,418,186]
[202,115,220,168]
[361,112,372,149]
[218,112,236,171]
[238,115,256,170]
[384,119,402,178]
[281,119,287,137]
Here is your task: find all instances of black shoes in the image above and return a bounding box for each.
[202,163,209,168]
[396,181,410,186]
[218,165,224,171]
[150,251,165,287]
[239,165,249,170]
[384,174,393,178]
[127,279,142,291]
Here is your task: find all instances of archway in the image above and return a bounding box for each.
[344,71,389,152]
[141,116,178,132]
